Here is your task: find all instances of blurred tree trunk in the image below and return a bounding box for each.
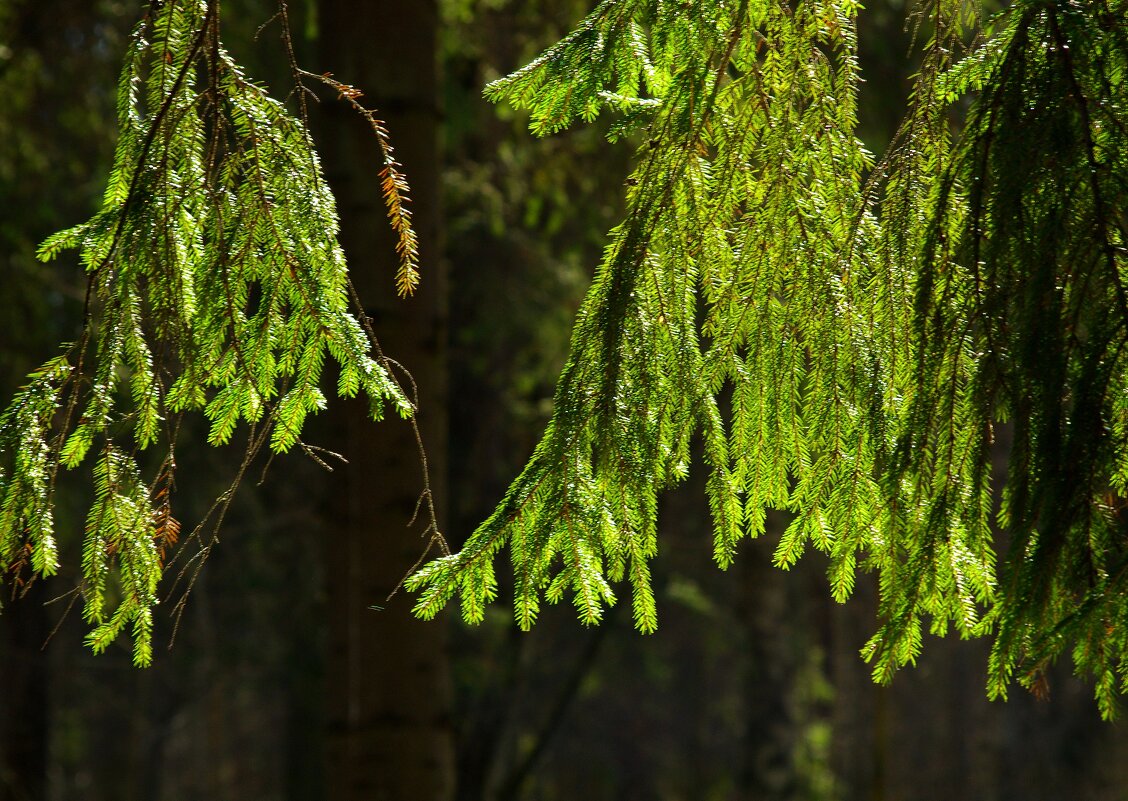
[316,2,455,799]
[0,583,47,801]
[0,2,122,793]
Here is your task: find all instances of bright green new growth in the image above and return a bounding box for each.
[408,0,1128,716]
[0,0,416,665]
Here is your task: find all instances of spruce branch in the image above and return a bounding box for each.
[411,0,1128,716]
[0,0,435,664]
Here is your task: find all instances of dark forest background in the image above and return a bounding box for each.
[2,1,1128,799]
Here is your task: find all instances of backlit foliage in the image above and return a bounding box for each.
[408,0,1128,716]
[0,0,419,665]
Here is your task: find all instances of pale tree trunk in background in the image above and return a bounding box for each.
[316,2,455,799]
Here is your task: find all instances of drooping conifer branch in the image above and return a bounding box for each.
[410,0,889,632]
[903,0,1128,715]
[409,0,1128,716]
[0,0,436,664]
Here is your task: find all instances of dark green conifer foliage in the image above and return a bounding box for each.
[0,0,422,665]
[908,1,1128,716]
[5,0,1128,716]
[408,0,1128,716]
